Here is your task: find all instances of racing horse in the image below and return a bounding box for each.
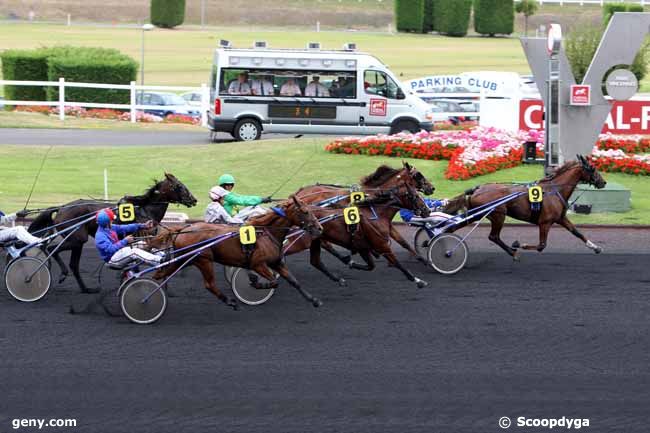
[149,195,324,309]
[285,170,432,288]
[28,173,197,293]
[295,162,435,268]
[443,155,607,257]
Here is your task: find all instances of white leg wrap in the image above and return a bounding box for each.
[586,240,599,250]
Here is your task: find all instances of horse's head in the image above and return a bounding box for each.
[156,173,198,207]
[285,195,323,238]
[577,155,606,189]
[403,161,435,195]
[391,181,431,218]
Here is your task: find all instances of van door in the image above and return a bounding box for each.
[362,70,410,134]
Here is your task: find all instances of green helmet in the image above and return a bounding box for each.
[218,174,235,186]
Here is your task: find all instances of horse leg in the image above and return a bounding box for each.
[321,240,353,265]
[558,216,603,254]
[195,258,238,310]
[518,222,552,252]
[69,245,95,293]
[52,250,70,284]
[376,247,427,288]
[487,212,519,259]
[389,224,426,263]
[310,240,347,286]
[349,249,376,271]
[269,262,322,308]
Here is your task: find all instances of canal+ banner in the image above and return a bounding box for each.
[521,99,650,134]
[405,71,520,96]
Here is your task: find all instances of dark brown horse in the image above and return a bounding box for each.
[295,162,435,268]
[286,171,432,287]
[149,195,324,308]
[443,155,607,258]
[28,173,197,293]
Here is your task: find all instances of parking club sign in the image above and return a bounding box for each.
[570,84,591,106]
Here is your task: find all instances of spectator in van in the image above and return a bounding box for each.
[228,73,251,95]
[280,78,302,97]
[251,75,274,96]
[305,76,330,98]
[331,77,355,98]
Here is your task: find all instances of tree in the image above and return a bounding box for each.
[515,0,538,36]
[151,0,186,29]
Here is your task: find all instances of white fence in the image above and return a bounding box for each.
[0,79,211,126]
[515,0,649,5]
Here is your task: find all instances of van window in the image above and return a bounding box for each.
[364,70,401,99]
[218,68,356,99]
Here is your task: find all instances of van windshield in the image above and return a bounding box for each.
[219,68,357,99]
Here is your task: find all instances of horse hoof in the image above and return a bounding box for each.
[312,298,323,308]
[415,278,428,288]
[511,240,520,249]
[81,287,100,294]
[512,251,521,262]
[68,306,76,315]
[227,299,239,310]
[595,246,603,254]
[348,260,356,269]
[341,255,352,265]
[338,278,347,287]
[58,274,67,284]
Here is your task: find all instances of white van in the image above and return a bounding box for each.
[208,42,435,141]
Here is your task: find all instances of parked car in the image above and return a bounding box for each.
[421,102,451,122]
[520,75,541,99]
[457,100,480,121]
[136,92,200,118]
[181,91,203,106]
[420,97,478,124]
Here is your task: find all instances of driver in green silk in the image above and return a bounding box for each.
[213,173,272,216]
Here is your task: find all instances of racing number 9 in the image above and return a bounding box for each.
[343,206,360,225]
[118,203,135,222]
[528,186,543,203]
[239,226,257,245]
[350,191,365,204]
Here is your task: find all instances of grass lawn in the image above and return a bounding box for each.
[0,138,646,224]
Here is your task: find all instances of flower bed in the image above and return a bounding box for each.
[9,105,191,124]
[326,127,544,180]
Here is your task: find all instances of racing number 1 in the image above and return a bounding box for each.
[528,186,543,203]
[343,206,360,225]
[239,226,257,245]
[118,203,135,222]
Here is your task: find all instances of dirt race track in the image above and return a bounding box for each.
[1,225,649,433]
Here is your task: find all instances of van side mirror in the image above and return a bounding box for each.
[396,89,406,100]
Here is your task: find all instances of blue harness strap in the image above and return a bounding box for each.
[271,206,287,218]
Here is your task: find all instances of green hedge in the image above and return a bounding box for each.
[436,0,472,37]
[151,0,186,29]
[395,0,425,33]
[603,3,628,25]
[474,0,514,36]
[423,0,434,32]
[627,5,645,13]
[46,48,137,104]
[1,46,137,104]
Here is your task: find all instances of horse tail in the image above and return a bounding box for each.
[27,207,58,234]
[443,186,479,215]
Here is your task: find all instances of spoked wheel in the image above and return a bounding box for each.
[4,256,52,302]
[119,278,167,325]
[231,268,275,306]
[427,233,469,275]
[223,266,237,285]
[413,227,433,260]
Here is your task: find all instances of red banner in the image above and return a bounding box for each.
[519,99,650,134]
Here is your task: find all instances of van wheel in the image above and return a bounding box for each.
[234,118,262,141]
[391,119,419,135]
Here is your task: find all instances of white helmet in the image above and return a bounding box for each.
[209,186,231,201]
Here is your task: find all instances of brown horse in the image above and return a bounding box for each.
[28,173,197,293]
[286,173,432,288]
[295,162,435,267]
[443,155,607,257]
[149,195,324,309]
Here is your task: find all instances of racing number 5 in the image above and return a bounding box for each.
[118,203,135,222]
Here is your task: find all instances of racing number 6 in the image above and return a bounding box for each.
[118,203,136,222]
[343,206,360,225]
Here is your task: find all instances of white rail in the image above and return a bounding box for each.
[0,78,210,126]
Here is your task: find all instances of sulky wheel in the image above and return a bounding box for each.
[223,266,237,285]
[426,233,469,275]
[230,268,275,306]
[413,227,433,260]
[4,256,52,302]
[119,278,167,325]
